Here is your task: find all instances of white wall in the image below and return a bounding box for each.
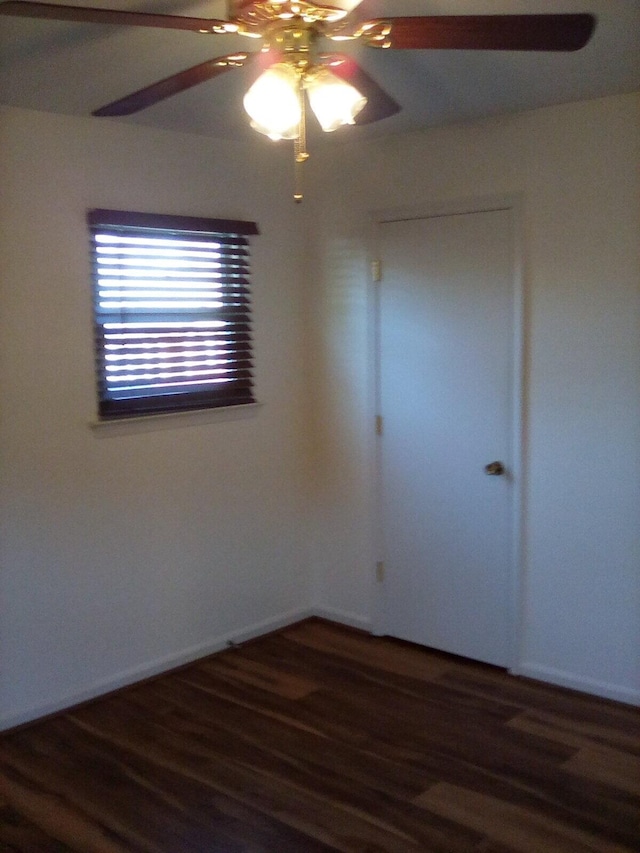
[0,106,312,728]
[305,92,640,704]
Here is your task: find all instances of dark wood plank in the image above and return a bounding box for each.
[0,618,638,852]
[414,781,627,853]
[0,791,74,852]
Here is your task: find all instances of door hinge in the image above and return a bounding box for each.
[375,415,383,436]
[371,259,382,282]
[376,561,385,583]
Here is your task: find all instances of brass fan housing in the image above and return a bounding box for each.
[232,0,353,27]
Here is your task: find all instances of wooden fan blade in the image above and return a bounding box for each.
[0,0,233,33]
[364,14,596,52]
[93,53,254,116]
[320,55,400,124]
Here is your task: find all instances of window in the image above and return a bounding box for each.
[88,209,258,419]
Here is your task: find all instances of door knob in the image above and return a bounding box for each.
[484,461,505,476]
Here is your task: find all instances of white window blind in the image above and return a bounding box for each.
[88,209,258,419]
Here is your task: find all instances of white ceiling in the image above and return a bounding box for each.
[1,0,639,141]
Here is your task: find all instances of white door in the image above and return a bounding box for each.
[378,207,517,667]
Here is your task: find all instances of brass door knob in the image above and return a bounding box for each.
[484,461,505,476]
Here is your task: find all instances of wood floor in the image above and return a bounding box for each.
[0,619,638,852]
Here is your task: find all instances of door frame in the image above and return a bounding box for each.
[369,194,526,674]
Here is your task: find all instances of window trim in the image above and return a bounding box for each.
[89,401,263,435]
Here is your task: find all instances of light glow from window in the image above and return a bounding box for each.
[93,230,252,402]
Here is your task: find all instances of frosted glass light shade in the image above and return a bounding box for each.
[306,68,367,132]
[243,63,301,141]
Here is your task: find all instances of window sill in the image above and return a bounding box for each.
[89,402,263,436]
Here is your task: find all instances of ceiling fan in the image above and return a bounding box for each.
[0,0,596,198]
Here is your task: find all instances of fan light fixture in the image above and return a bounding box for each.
[0,1,596,201]
[243,58,366,199]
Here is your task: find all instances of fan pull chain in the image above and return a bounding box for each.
[293,73,309,203]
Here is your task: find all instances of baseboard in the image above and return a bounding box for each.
[0,606,315,732]
[517,662,640,707]
[311,606,372,633]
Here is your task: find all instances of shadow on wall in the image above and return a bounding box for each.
[305,235,372,499]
